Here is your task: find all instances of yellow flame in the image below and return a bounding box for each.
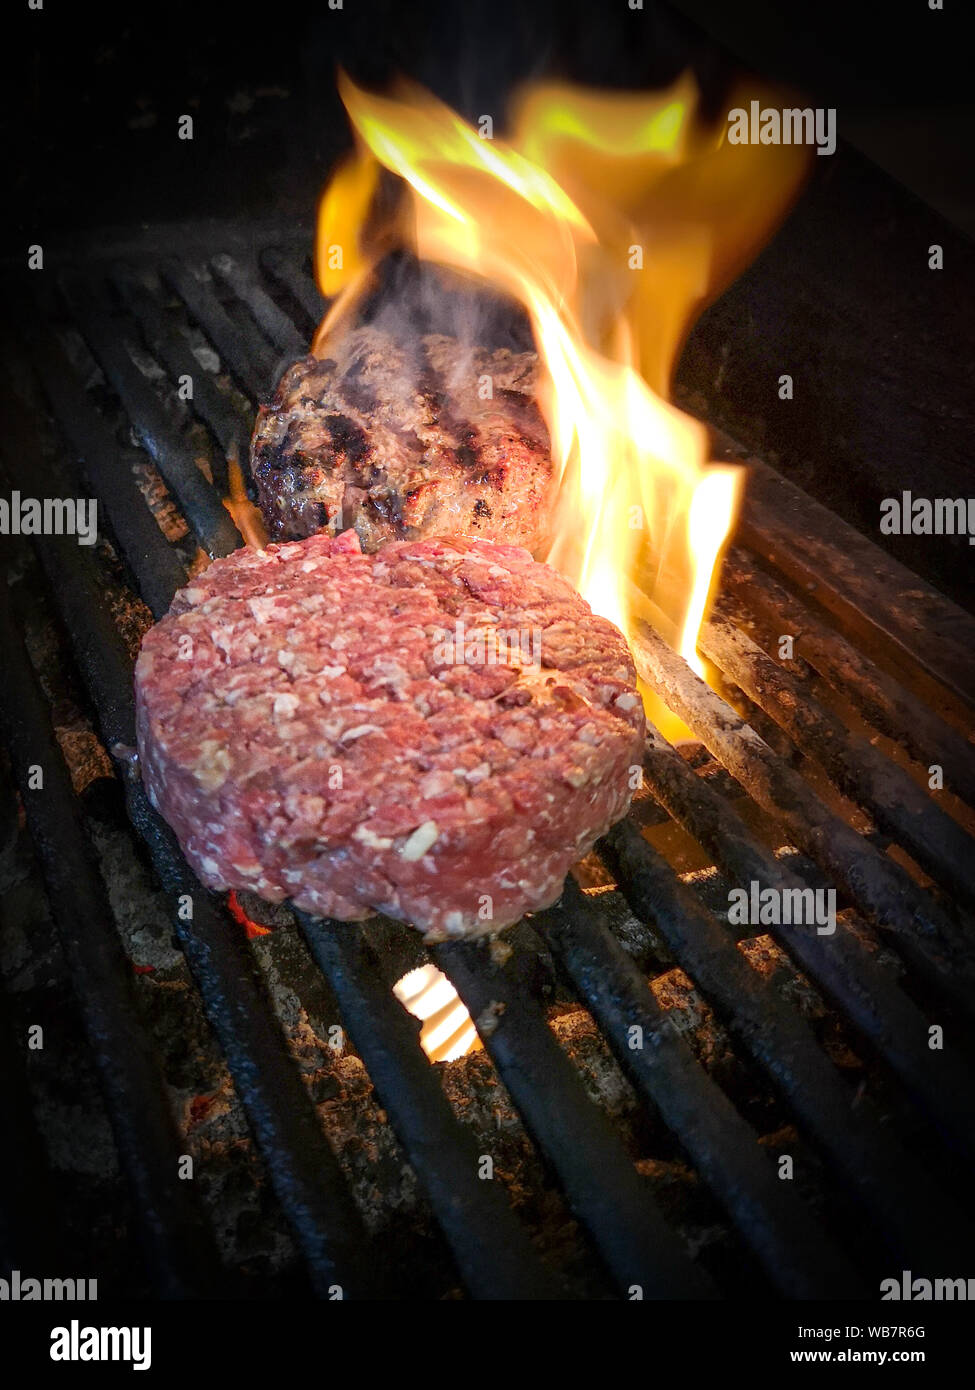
[313,72,809,701]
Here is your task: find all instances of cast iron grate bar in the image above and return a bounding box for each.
[297,911,567,1300]
[0,573,225,1298]
[210,254,308,362]
[721,548,975,808]
[737,461,975,716]
[607,817,975,1269]
[634,723,975,1161]
[630,619,975,1015]
[701,605,975,912]
[0,775,73,1277]
[110,266,253,469]
[259,246,326,335]
[160,259,279,404]
[19,316,187,619]
[431,933,717,1299]
[537,877,865,1298]
[59,277,242,559]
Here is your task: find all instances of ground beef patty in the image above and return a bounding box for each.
[135,531,644,940]
[251,326,555,554]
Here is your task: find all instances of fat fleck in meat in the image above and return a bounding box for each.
[134,531,644,941]
[251,327,556,554]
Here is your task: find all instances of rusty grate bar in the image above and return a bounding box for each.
[721,547,975,807]
[630,619,975,1012]
[700,606,975,912]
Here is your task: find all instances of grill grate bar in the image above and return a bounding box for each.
[631,619,975,1013]
[296,911,567,1300]
[0,570,226,1298]
[606,818,975,1269]
[0,770,73,1276]
[19,317,187,620]
[259,247,325,334]
[538,878,865,1298]
[60,277,242,560]
[636,724,975,1160]
[110,267,253,469]
[722,548,975,807]
[432,936,717,1299]
[210,254,308,362]
[738,461,975,718]
[160,259,279,403]
[702,606,975,912]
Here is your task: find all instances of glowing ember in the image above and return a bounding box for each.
[312,71,809,714]
[226,889,272,939]
[393,964,481,1062]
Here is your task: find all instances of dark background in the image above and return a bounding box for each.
[6,0,974,238]
[3,0,974,607]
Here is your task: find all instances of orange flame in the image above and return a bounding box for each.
[224,453,269,549]
[313,72,809,703]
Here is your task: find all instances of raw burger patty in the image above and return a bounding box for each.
[251,326,555,554]
[135,531,645,940]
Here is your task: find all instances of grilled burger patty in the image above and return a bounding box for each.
[135,530,644,940]
[251,327,555,553]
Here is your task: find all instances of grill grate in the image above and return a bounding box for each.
[2,232,975,1299]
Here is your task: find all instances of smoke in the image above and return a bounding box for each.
[352,250,536,375]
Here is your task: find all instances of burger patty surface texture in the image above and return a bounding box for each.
[135,530,645,940]
[251,326,555,554]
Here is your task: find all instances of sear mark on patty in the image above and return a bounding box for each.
[324,412,371,465]
[250,325,555,553]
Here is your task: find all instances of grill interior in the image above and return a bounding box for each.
[2,228,975,1300]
